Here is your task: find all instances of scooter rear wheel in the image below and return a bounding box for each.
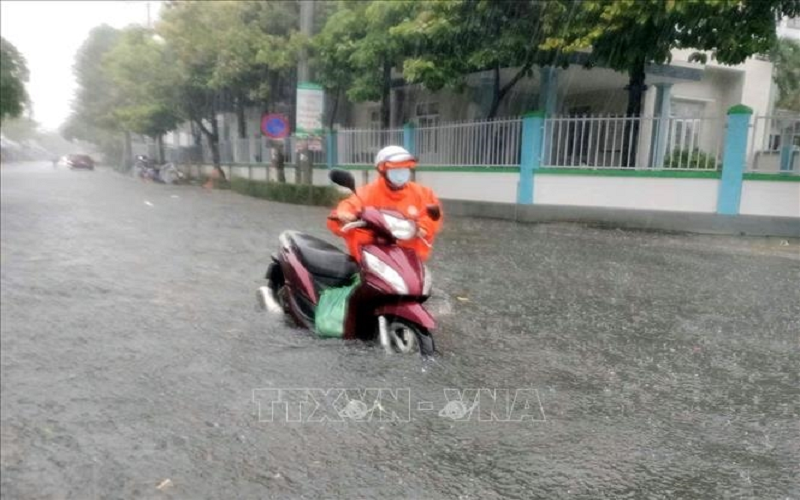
[384,319,435,356]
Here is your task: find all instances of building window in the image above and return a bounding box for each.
[369,109,381,128]
[787,17,800,30]
[669,99,707,151]
[415,102,440,155]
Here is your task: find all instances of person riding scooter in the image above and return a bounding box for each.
[327,145,443,261]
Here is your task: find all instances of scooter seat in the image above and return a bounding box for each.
[284,231,358,280]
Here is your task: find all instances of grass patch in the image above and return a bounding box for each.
[230,178,345,206]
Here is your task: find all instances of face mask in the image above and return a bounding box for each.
[386,168,411,188]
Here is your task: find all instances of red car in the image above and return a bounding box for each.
[66,154,95,170]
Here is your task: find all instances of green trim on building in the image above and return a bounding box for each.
[534,168,722,179]
[743,172,800,182]
[209,163,328,169]
[417,165,520,173]
[522,110,546,118]
[727,104,753,115]
[336,164,520,173]
[297,82,324,90]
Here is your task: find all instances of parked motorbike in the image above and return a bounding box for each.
[157,162,185,184]
[134,156,185,184]
[256,169,441,356]
[134,155,157,180]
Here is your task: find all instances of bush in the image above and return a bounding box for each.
[663,148,720,170]
[230,178,345,207]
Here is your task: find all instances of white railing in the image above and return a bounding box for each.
[542,115,724,170]
[337,128,403,165]
[415,118,522,166]
[749,115,800,173]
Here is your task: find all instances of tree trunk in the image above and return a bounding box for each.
[488,66,502,119]
[272,141,286,183]
[622,60,647,167]
[381,61,391,128]
[156,135,165,164]
[328,88,340,129]
[122,130,132,170]
[236,99,247,139]
[487,64,530,120]
[196,116,226,180]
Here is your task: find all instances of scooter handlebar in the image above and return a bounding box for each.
[340,220,368,233]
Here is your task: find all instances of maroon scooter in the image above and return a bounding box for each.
[257,169,440,355]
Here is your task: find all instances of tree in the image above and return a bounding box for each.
[212,1,302,137]
[62,25,126,164]
[0,37,29,121]
[157,1,231,178]
[392,0,568,119]
[543,0,800,164]
[158,1,303,179]
[313,4,360,128]
[772,37,800,112]
[315,1,418,128]
[103,27,181,162]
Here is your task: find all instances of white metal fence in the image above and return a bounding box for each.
[415,118,522,166]
[336,128,403,165]
[161,113,800,174]
[541,115,724,170]
[186,135,326,166]
[749,115,800,173]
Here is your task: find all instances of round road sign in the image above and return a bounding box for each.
[261,114,289,139]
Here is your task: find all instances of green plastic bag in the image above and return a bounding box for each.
[314,275,359,338]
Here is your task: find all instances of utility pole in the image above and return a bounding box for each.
[297,0,314,185]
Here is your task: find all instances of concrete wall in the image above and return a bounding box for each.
[180,164,799,222]
[534,175,720,213]
[415,171,519,204]
[740,180,800,218]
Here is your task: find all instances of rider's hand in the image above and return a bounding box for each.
[417,227,428,239]
[338,211,357,223]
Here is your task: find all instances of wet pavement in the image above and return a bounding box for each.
[2,161,799,499]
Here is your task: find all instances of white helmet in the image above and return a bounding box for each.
[374,145,415,170]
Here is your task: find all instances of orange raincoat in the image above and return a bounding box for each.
[327,176,443,261]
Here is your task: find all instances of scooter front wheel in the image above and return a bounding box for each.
[380,317,435,356]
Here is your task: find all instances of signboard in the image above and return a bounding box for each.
[261,113,289,139]
[295,82,324,138]
[294,137,323,152]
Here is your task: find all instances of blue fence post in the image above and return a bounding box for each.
[717,105,752,215]
[326,129,337,169]
[518,111,545,204]
[779,128,793,171]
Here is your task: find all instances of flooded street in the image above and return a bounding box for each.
[2,162,799,499]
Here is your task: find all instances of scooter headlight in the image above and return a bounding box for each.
[363,251,408,294]
[382,214,416,240]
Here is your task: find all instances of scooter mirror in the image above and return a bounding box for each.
[329,169,356,192]
[426,204,441,221]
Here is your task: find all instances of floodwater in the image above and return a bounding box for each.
[1,162,798,499]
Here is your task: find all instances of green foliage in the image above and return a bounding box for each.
[312,1,418,125]
[543,0,800,114]
[772,38,800,112]
[156,1,303,169]
[1,116,38,142]
[103,27,180,138]
[0,37,29,121]
[663,148,720,170]
[61,25,124,160]
[230,177,345,206]
[394,1,564,88]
